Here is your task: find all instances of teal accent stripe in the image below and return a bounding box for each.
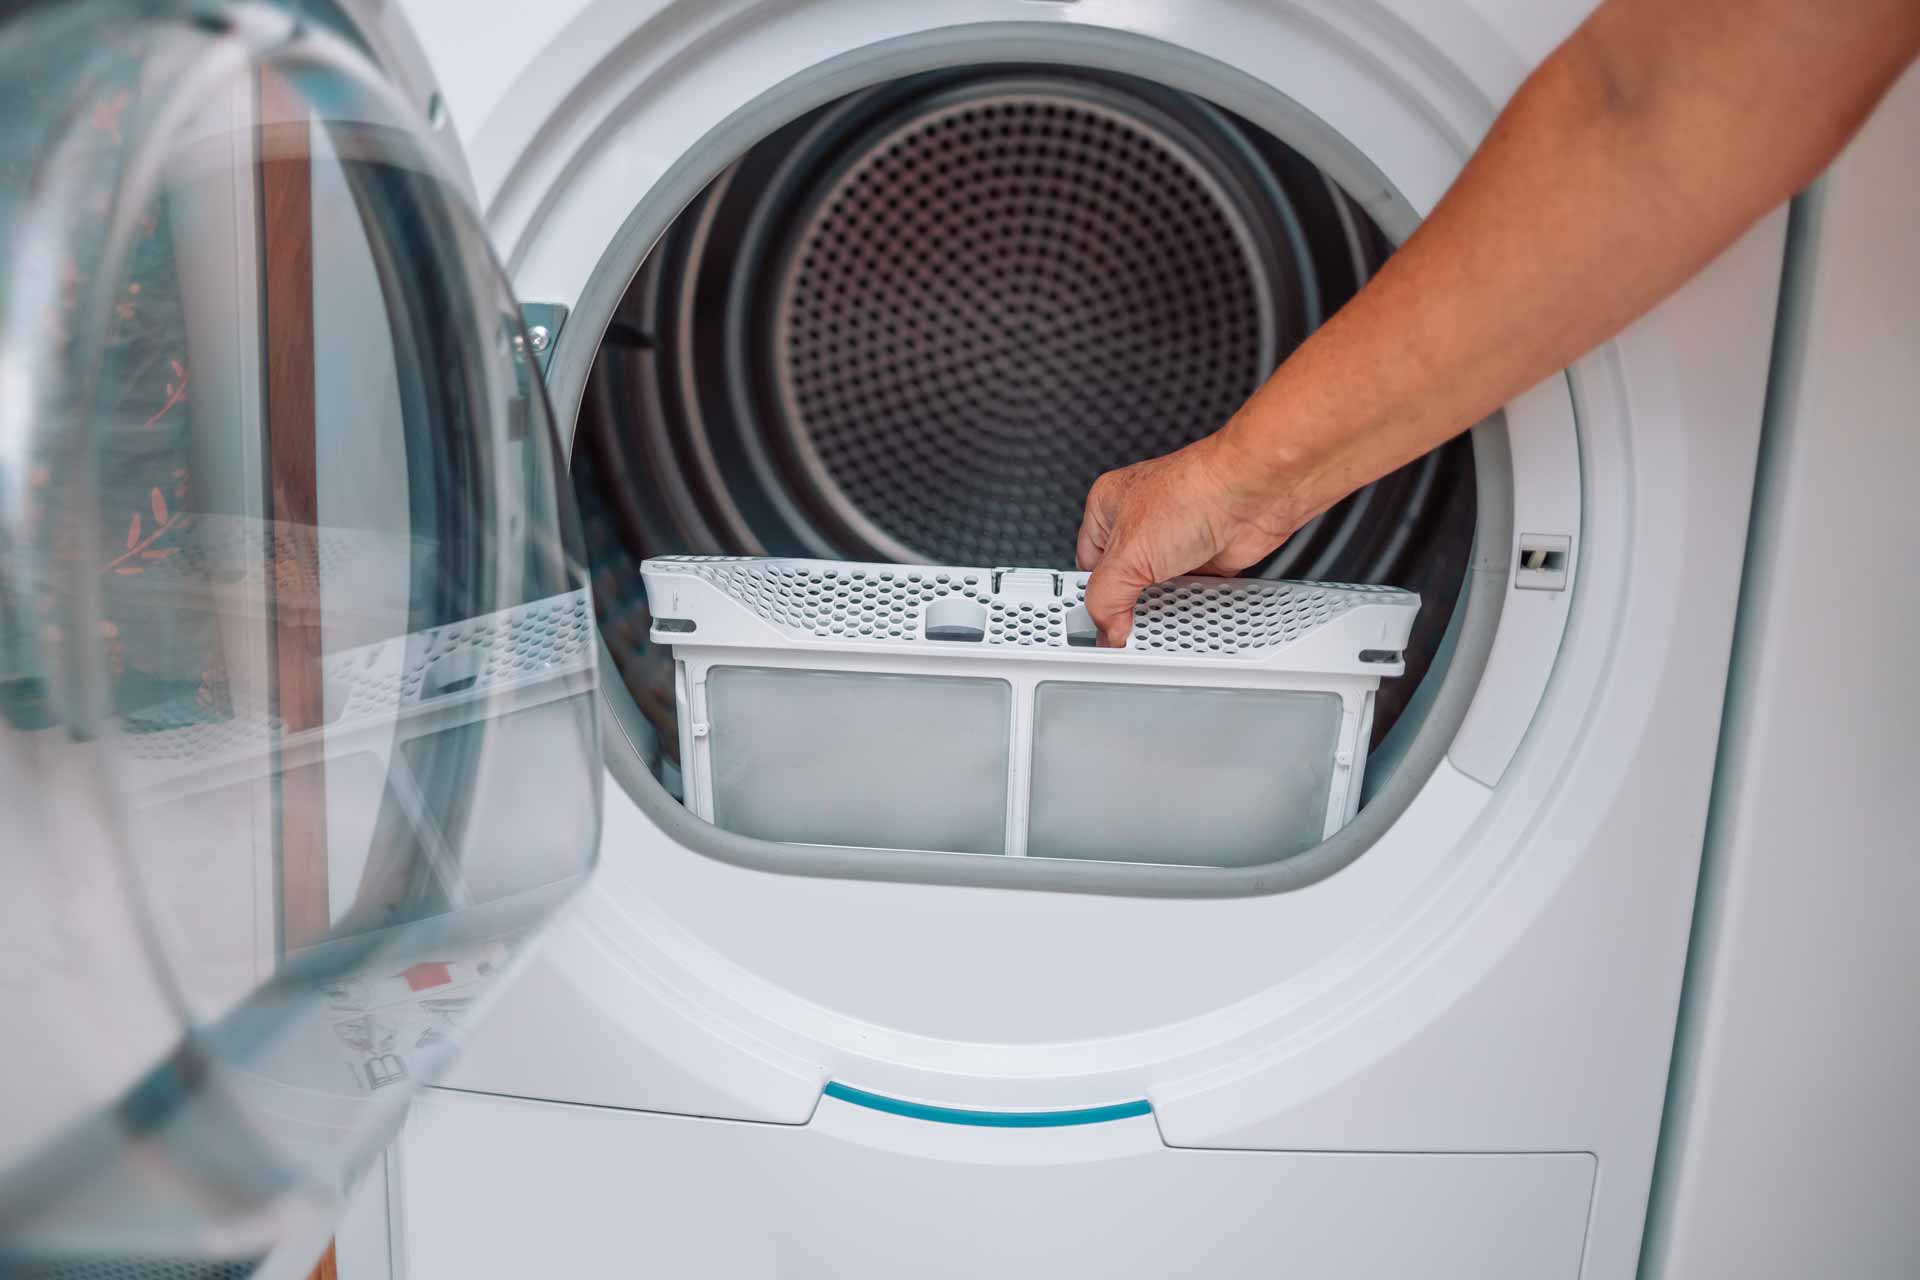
[822,1082,1151,1128]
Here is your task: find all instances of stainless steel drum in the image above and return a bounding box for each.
[770,77,1299,566]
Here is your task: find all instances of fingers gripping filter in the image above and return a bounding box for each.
[771,78,1295,567]
[643,558,1417,869]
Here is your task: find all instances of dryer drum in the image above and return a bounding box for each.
[575,66,1475,759]
[768,76,1298,567]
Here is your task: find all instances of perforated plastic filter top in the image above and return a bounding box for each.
[771,79,1292,566]
[646,557,1409,657]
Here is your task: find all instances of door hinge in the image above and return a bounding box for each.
[518,302,568,376]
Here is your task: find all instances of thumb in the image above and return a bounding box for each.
[1083,549,1154,647]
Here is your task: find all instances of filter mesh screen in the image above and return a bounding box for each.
[774,81,1282,566]
[705,666,1012,855]
[1027,682,1343,866]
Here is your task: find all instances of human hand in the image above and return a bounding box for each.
[1075,429,1308,646]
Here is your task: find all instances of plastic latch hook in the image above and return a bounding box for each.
[993,568,1062,601]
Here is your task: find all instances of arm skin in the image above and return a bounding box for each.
[1077,0,1920,644]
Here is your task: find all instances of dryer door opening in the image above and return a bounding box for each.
[569,64,1519,890]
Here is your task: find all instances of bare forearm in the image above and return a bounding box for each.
[1077,0,1920,642]
[1218,0,1920,523]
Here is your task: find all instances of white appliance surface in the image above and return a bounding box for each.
[400,1087,1596,1279]
[355,2,1874,1278]
[1638,62,1920,1280]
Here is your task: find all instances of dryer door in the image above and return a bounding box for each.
[0,1,598,1268]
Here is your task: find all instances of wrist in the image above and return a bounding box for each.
[1210,397,1349,533]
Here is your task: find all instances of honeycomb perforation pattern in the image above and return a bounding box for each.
[117,592,592,768]
[396,592,593,700]
[1131,580,1393,654]
[656,559,1411,655]
[120,698,282,761]
[671,559,990,643]
[776,85,1277,565]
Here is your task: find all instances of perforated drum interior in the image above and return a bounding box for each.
[771,79,1294,566]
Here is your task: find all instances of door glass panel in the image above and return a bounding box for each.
[0,3,598,1266]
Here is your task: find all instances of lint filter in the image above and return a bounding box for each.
[642,557,1419,868]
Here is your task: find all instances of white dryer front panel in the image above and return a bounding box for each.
[389,3,1783,1277]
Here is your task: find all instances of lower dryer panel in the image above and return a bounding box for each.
[400,1087,1595,1278]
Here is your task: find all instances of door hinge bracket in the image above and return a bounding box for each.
[518,302,568,376]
